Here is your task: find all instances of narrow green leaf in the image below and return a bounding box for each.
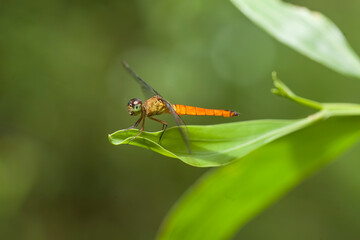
[231,0,360,78]
[157,116,360,240]
[110,78,360,167]
[109,116,316,167]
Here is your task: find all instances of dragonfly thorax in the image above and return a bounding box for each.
[127,98,143,116]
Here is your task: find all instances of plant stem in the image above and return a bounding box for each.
[271,72,360,118]
[271,72,323,110]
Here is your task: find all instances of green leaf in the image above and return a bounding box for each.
[109,116,316,167]
[231,0,360,78]
[109,76,360,167]
[156,116,360,240]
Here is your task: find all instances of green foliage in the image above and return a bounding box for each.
[231,0,360,78]
[108,0,360,239]
[157,116,360,240]
[109,119,304,167]
[109,76,360,240]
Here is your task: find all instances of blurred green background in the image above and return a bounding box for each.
[1,0,360,239]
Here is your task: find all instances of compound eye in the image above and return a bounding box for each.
[129,98,142,106]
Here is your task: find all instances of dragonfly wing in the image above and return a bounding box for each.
[163,99,191,153]
[122,61,190,152]
[122,61,162,99]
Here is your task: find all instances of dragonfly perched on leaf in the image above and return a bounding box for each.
[122,61,239,152]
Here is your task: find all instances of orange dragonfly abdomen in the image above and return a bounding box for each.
[172,104,239,117]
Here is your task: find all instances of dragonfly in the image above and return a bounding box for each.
[122,61,239,152]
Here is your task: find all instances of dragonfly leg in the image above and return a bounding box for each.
[148,116,168,144]
[127,117,145,143]
[125,114,143,131]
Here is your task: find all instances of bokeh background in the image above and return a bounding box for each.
[1,0,360,239]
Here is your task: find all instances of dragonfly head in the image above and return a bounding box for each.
[127,98,143,116]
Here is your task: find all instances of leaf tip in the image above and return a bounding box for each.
[108,133,114,144]
[271,88,280,95]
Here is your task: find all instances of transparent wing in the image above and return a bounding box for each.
[122,61,190,153]
[122,61,161,99]
[163,99,191,153]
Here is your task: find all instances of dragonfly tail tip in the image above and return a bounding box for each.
[232,111,240,116]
